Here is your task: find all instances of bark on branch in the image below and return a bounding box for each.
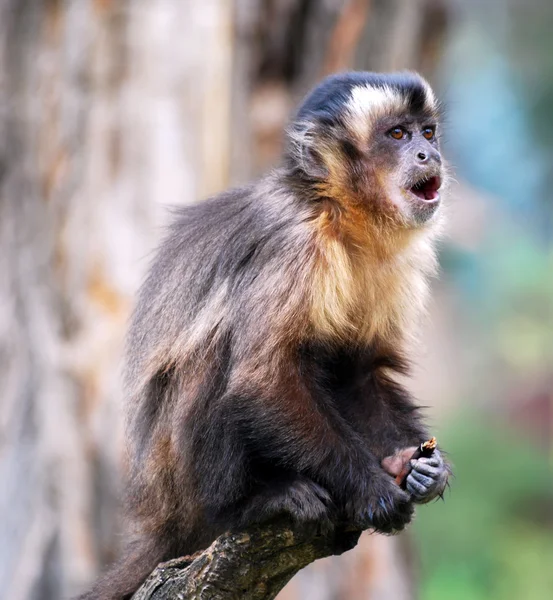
[132,519,362,600]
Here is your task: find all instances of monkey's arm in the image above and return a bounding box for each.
[356,367,430,457]
[358,367,451,502]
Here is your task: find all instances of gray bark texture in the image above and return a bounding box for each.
[0,1,448,599]
[132,520,361,600]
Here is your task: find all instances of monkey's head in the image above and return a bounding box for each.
[286,71,445,229]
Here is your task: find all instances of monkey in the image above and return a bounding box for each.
[78,71,450,600]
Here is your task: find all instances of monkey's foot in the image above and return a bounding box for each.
[347,478,413,535]
[241,477,334,531]
[406,448,449,503]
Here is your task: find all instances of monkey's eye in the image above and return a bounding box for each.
[422,127,435,140]
[389,127,405,140]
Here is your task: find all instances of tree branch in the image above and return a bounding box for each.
[132,519,362,600]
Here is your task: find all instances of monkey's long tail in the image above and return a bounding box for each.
[76,536,167,600]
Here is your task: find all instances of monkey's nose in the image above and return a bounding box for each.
[416,150,441,164]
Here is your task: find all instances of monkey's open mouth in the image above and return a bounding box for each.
[409,176,441,202]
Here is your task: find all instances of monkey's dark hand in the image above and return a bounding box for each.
[382,446,449,504]
[346,476,414,534]
[406,449,449,503]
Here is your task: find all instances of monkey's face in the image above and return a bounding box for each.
[367,111,443,227]
[288,72,445,229]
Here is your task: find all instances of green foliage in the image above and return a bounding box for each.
[414,416,553,600]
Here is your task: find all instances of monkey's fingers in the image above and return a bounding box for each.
[406,473,431,501]
[409,469,435,488]
[409,457,442,475]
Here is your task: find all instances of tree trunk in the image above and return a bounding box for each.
[132,520,361,600]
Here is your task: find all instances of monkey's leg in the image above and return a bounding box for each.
[234,384,413,534]
[238,474,334,531]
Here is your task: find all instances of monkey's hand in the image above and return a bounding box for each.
[346,475,414,535]
[382,447,450,504]
[406,449,449,503]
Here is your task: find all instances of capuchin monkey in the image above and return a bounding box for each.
[79,71,451,600]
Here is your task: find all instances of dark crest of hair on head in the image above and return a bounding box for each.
[294,71,435,124]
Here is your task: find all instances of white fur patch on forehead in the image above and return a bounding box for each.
[420,76,438,113]
[345,84,406,141]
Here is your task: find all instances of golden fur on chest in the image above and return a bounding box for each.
[309,206,438,346]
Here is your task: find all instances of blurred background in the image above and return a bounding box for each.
[0,0,552,599]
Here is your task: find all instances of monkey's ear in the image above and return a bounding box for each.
[286,120,328,180]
